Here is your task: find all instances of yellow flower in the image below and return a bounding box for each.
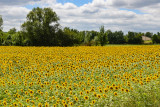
[86,90,90,94]
[114,92,117,96]
[13,103,18,107]
[125,89,129,92]
[4,90,8,93]
[97,94,101,98]
[26,99,29,103]
[84,96,89,100]
[103,94,107,98]
[70,102,73,106]
[45,102,49,107]
[91,100,96,104]
[38,103,42,107]
[63,104,68,107]
[3,101,7,106]
[80,91,83,95]
[74,97,78,102]
[109,86,113,90]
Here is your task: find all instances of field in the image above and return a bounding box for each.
[0,46,160,107]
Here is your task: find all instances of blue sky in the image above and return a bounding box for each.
[25,3,40,9]
[25,0,92,9]
[57,0,92,6]
[120,8,145,14]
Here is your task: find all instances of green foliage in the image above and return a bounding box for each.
[83,30,99,46]
[98,26,108,46]
[127,32,143,44]
[152,33,160,44]
[21,7,60,46]
[58,27,80,46]
[8,28,17,35]
[78,31,85,43]
[12,32,23,46]
[145,32,153,38]
[1,10,160,46]
[0,29,3,45]
[107,30,125,44]
[2,35,12,46]
[0,15,3,30]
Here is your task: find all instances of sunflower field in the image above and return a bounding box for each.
[0,46,160,107]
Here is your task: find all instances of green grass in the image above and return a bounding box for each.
[144,40,153,44]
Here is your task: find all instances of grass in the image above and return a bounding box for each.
[144,40,153,44]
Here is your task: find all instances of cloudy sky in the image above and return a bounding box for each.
[0,0,160,33]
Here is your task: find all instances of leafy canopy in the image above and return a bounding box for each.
[0,15,3,30]
[22,7,60,46]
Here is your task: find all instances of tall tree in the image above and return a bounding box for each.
[114,31,125,44]
[152,33,160,44]
[21,7,60,46]
[145,32,153,38]
[98,26,108,46]
[8,28,17,35]
[127,32,143,44]
[107,30,125,44]
[0,15,3,30]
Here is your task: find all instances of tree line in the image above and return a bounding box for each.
[0,7,160,46]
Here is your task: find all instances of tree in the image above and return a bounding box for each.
[107,30,125,44]
[12,32,23,46]
[127,32,143,44]
[0,15,3,30]
[98,26,108,46]
[8,28,17,35]
[84,31,92,43]
[0,15,3,44]
[62,27,80,46]
[21,7,60,46]
[152,33,160,44]
[145,32,153,38]
[0,30,3,45]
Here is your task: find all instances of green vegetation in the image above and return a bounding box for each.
[0,7,160,46]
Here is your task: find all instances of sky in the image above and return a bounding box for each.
[0,0,160,33]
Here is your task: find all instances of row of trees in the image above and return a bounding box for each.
[0,7,160,46]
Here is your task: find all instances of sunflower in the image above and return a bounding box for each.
[103,94,107,98]
[13,103,18,107]
[26,99,30,103]
[109,86,113,90]
[97,94,101,99]
[114,86,119,90]
[84,96,89,100]
[86,90,90,94]
[45,102,49,107]
[104,88,108,93]
[53,104,57,107]
[99,89,103,93]
[38,103,42,107]
[80,91,83,95]
[63,104,68,107]
[74,97,78,102]
[70,102,73,106]
[125,89,129,92]
[91,100,96,104]
[114,92,117,96]
[4,90,8,93]
[121,88,124,92]
[93,92,97,97]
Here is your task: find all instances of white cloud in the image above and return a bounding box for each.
[0,0,160,33]
[107,0,160,8]
[0,6,30,31]
[0,0,40,6]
